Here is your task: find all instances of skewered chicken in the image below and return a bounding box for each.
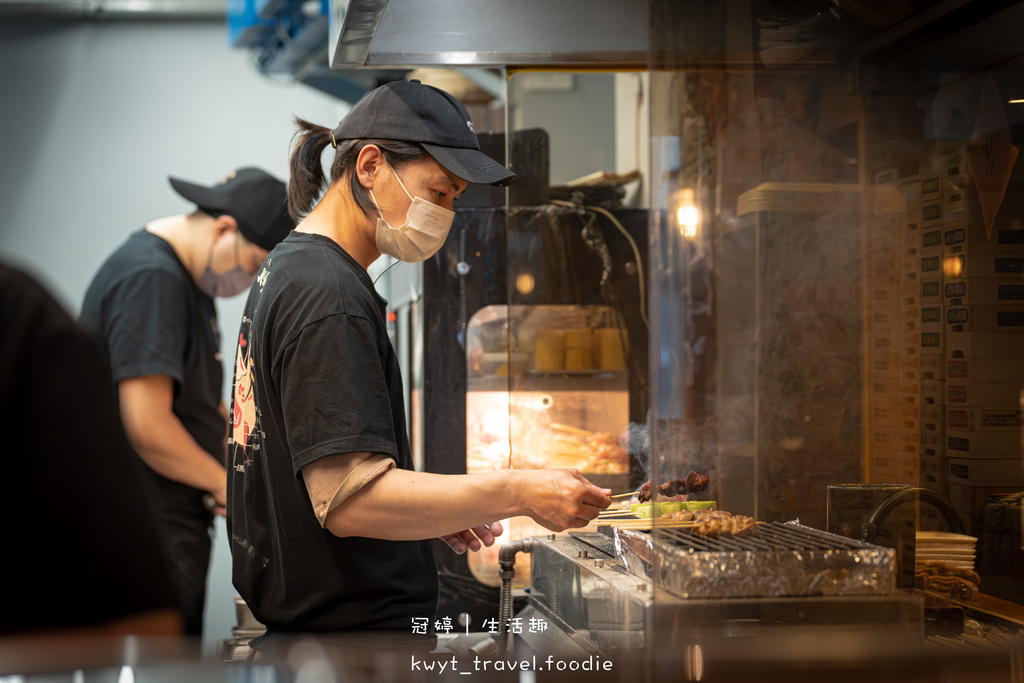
[691,509,758,537]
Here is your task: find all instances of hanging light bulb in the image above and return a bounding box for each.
[676,188,699,238]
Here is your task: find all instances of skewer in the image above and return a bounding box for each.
[549,423,594,437]
[597,519,698,529]
[609,490,639,499]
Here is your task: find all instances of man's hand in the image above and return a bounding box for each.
[521,469,611,532]
[202,491,227,518]
[440,521,503,554]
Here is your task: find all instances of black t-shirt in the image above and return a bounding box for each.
[228,231,438,633]
[0,263,178,631]
[79,229,225,508]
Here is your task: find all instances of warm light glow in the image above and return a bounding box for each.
[1009,99,1024,104]
[686,644,704,680]
[676,188,699,237]
[516,272,536,295]
[943,255,963,279]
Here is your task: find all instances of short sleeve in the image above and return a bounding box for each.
[104,268,190,384]
[278,314,398,473]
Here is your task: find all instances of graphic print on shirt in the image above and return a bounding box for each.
[231,315,261,469]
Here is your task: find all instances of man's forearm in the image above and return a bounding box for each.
[127,411,226,496]
[325,467,608,539]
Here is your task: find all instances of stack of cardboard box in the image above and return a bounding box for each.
[868,157,921,485]
[938,148,1024,533]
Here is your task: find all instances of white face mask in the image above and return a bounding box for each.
[369,161,456,263]
[197,232,255,298]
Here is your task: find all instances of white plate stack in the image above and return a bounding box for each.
[916,530,978,570]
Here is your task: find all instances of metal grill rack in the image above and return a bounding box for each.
[655,522,884,554]
[613,522,898,599]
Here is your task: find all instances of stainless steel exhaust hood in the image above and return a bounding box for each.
[329,0,648,69]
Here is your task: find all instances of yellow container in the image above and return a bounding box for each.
[533,329,565,371]
[564,328,593,349]
[565,347,593,371]
[594,328,627,371]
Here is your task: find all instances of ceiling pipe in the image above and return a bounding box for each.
[0,0,225,21]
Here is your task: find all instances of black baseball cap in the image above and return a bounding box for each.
[168,167,295,251]
[332,79,517,187]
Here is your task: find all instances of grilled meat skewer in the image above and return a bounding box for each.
[636,471,710,503]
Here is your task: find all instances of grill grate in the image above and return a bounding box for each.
[656,522,877,554]
[613,522,897,598]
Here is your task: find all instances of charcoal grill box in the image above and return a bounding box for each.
[514,530,923,657]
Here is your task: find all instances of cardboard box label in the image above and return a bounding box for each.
[946,308,968,324]
[922,256,941,273]
[945,226,1024,247]
[922,307,942,323]
[944,173,968,200]
[999,311,1024,326]
[945,228,967,247]
[923,203,943,223]
[948,436,970,453]
[943,152,966,173]
[996,258,1024,274]
[876,168,897,185]
[946,359,968,378]
[923,176,942,196]
[924,230,943,249]
[945,207,965,224]
[948,409,969,430]
[921,332,942,348]
[944,281,1024,303]
[981,411,1024,428]
[1001,285,1024,300]
[947,385,968,403]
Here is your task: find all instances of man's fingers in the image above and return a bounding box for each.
[470,524,496,547]
[441,533,467,554]
[581,485,612,510]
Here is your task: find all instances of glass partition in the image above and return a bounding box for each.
[647,0,1024,634]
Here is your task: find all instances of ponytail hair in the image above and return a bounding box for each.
[288,118,333,223]
[288,116,430,223]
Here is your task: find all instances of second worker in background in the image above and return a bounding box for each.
[80,168,294,637]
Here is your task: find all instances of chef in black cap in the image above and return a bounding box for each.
[228,79,610,641]
[79,167,294,640]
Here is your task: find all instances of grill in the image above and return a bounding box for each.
[516,528,923,657]
[613,522,897,599]
[655,522,884,553]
